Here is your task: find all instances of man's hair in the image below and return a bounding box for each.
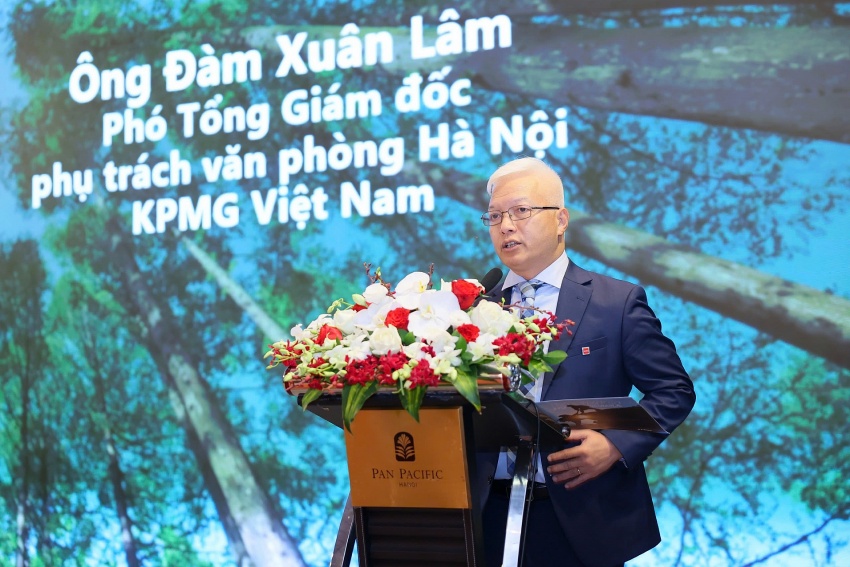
[487,157,565,207]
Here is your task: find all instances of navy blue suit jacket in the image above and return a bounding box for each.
[481,261,695,566]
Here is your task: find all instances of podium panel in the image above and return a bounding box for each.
[354,507,472,567]
[345,407,471,509]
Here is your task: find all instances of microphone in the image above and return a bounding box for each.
[479,267,504,294]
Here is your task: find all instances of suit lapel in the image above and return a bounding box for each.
[541,262,592,399]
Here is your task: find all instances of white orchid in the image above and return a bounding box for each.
[289,323,306,341]
[466,333,498,362]
[403,341,431,361]
[407,290,462,339]
[342,334,371,361]
[363,282,390,304]
[352,298,394,331]
[394,271,431,309]
[427,329,459,353]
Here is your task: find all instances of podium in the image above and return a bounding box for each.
[302,386,666,567]
[302,384,562,567]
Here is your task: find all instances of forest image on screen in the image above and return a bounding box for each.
[1,2,849,566]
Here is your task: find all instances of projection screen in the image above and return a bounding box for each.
[1,2,848,565]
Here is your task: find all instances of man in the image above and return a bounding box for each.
[479,157,696,567]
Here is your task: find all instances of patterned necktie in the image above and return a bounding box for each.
[506,280,544,477]
[518,279,542,319]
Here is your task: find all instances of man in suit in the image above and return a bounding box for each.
[480,157,696,567]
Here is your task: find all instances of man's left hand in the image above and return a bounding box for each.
[546,429,623,489]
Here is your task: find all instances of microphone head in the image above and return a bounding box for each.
[480,267,504,294]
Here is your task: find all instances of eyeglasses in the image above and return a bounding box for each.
[480,205,560,226]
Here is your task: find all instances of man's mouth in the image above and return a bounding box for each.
[503,240,521,249]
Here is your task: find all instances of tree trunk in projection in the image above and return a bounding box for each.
[239,23,849,143]
[80,300,142,567]
[104,425,140,567]
[179,236,287,341]
[155,355,251,566]
[15,384,30,567]
[453,25,850,144]
[564,209,850,369]
[12,335,32,567]
[2,241,46,567]
[103,220,307,567]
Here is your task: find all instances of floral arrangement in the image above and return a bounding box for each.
[265,265,570,431]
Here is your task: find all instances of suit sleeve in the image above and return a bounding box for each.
[602,285,696,466]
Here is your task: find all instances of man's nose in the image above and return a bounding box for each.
[500,215,517,233]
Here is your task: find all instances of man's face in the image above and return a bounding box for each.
[488,172,568,280]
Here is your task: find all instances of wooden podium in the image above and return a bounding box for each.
[302,384,561,567]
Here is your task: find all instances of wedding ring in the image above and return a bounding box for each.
[577,468,582,476]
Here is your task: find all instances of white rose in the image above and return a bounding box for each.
[333,309,357,334]
[369,326,403,355]
[470,300,516,336]
[448,309,472,328]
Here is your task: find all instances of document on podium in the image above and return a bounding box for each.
[504,394,668,437]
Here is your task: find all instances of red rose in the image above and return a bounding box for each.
[351,304,368,312]
[456,323,480,343]
[385,307,411,330]
[316,324,343,345]
[450,279,483,310]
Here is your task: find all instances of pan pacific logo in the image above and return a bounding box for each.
[394,432,415,462]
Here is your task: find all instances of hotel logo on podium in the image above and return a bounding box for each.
[345,407,472,509]
[394,432,416,461]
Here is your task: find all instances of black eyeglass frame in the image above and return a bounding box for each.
[480,205,560,226]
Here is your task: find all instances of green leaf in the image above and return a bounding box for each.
[543,350,567,365]
[527,358,553,378]
[299,388,323,410]
[342,382,378,433]
[399,385,427,421]
[398,329,416,345]
[451,369,481,411]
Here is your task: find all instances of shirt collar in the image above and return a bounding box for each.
[502,252,570,291]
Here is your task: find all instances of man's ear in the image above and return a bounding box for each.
[557,207,570,236]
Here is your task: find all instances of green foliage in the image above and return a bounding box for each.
[341,382,378,432]
[158,526,216,567]
[450,369,481,411]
